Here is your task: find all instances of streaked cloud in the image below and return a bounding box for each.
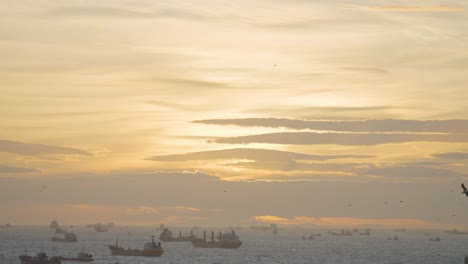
[0,139,92,156]
[212,132,468,146]
[0,164,40,174]
[432,152,468,160]
[194,118,468,133]
[227,161,465,180]
[44,6,218,21]
[339,67,389,74]
[148,148,373,162]
[147,100,208,112]
[363,5,463,12]
[359,165,467,179]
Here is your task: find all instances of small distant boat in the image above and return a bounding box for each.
[301,236,307,240]
[159,228,194,242]
[52,232,78,243]
[109,236,164,257]
[308,235,314,240]
[19,252,61,264]
[94,224,109,232]
[192,230,242,249]
[272,228,278,234]
[330,229,352,236]
[59,253,94,262]
[250,224,278,232]
[359,229,371,236]
[310,233,321,237]
[387,236,399,240]
[429,236,441,241]
[50,220,60,229]
[444,229,468,235]
[0,223,12,228]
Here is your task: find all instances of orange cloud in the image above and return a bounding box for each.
[364,5,462,12]
[253,215,445,229]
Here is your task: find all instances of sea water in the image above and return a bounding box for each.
[1,226,467,264]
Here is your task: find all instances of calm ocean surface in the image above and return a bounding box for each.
[1,226,467,264]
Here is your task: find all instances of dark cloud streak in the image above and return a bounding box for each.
[0,140,93,156]
[212,132,468,146]
[148,148,373,162]
[432,152,468,160]
[0,164,41,174]
[195,118,468,133]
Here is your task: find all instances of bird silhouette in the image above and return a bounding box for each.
[461,183,468,197]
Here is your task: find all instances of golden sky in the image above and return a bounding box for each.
[1,0,468,227]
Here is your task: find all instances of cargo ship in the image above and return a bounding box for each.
[19,252,61,264]
[52,232,78,242]
[59,252,94,262]
[159,228,194,242]
[108,236,164,257]
[192,230,242,249]
[50,219,60,229]
[55,227,67,234]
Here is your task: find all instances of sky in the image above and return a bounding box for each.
[1,0,468,228]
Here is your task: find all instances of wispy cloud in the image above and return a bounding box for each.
[359,165,466,179]
[363,5,463,12]
[227,161,464,180]
[45,6,219,21]
[0,139,92,156]
[339,67,389,74]
[212,132,468,146]
[147,100,209,112]
[194,118,468,133]
[0,164,40,174]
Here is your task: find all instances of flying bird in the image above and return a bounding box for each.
[461,183,468,197]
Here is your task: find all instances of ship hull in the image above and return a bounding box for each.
[19,256,61,264]
[160,237,193,242]
[108,246,164,257]
[59,257,94,262]
[51,238,77,243]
